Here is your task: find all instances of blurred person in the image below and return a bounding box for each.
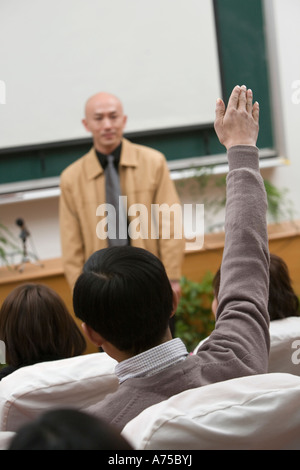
[0,283,86,380]
[8,408,133,450]
[211,253,300,320]
[59,92,185,303]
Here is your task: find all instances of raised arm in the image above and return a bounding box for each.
[198,85,270,377]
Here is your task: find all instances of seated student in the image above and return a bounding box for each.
[73,85,270,430]
[0,283,86,380]
[211,253,300,320]
[8,408,133,450]
[194,253,300,354]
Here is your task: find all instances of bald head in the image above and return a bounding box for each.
[84,92,124,118]
[82,92,127,154]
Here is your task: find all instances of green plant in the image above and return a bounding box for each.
[176,168,295,230]
[263,180,295,223]
[175,273,215,352]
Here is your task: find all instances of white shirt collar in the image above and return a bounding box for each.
[115,338,188,384]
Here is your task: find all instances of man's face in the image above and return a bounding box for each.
[82,93,127,154]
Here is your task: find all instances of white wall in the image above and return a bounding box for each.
[0,0,221,148]
[262,0,300,221]
[1,0,300,264]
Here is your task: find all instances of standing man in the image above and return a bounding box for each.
[59,92,185,294]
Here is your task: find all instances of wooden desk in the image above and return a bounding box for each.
[0,258,98,354]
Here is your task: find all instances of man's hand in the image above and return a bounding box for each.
[214,85,259,150]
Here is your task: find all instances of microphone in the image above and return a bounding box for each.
[14,219,43,272]
[15,218,30,242]
[16,218,25,228]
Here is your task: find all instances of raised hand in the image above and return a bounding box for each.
[214,85,259,150]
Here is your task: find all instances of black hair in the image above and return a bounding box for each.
[8,408,132,450]
[213,253,300,321]
[0,283,86,367]
[267,253,299,320]
[73,246,174,355]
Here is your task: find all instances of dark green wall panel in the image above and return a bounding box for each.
[214,0,274,149]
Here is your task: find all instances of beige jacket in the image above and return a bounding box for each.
[59,138,185,288]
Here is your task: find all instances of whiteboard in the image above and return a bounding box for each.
[0,0,222,149]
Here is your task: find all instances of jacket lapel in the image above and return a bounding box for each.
[84,147,103,180]
[120,138,138,168]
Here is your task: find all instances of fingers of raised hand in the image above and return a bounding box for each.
[228,85,241,110]
[246,89,253,114]
[252,101,260,124]
[214,85,259,149]
[237,85,247,110]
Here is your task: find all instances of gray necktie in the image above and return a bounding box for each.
[105,155,128,246]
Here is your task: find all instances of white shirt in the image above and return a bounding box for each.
[115,338,189,384]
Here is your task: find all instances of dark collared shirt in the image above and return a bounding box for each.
[95,143,122,171]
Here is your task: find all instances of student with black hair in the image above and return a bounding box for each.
[73,85,270,430]
[211,253,299,321]
[0,283,86,380]
[8,408,133,450]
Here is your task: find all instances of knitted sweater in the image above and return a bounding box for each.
[84,145,270,430]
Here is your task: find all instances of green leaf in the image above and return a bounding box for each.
[175,273,215,351]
